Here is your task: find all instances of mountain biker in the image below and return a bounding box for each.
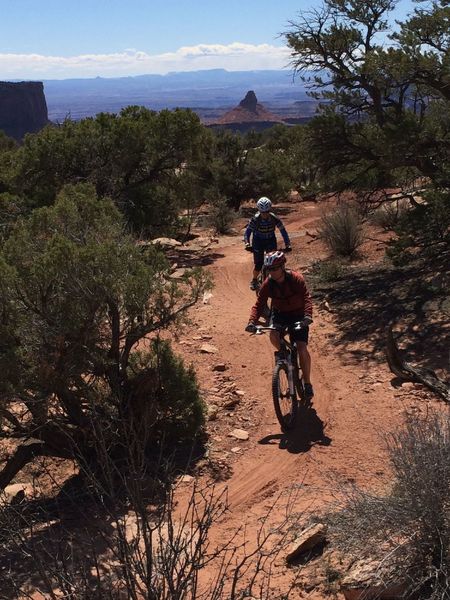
[244,196,292,291]
[245,250,314,399]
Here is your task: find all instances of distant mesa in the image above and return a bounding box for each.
[0,81,49,141]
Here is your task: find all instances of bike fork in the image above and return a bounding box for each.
[287,359,296,398]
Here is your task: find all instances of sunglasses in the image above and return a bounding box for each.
[267,265,282,272]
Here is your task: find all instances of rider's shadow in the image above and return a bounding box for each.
[259,403,331,454]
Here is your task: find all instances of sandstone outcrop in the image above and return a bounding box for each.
[0,81,49,141]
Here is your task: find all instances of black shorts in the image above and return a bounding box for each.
[269,311,309,345]
[252,237,277,270]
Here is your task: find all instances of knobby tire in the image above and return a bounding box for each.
[272,362,298,432]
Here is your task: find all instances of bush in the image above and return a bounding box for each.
[318,204,365,257]
[128,338,205,446]
[208,196,237,234]
[9,107,208,236]
[311,259,347,282]
[370,198,411,231]
[327,411,450,599]
[387,189,450,263]
[0,183,211,491]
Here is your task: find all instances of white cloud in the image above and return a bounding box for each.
[0,43,291,79]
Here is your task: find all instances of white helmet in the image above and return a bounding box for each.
[264,250,286,269]
[256,197,272,213]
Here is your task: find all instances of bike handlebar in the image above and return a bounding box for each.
[253,322,305,335]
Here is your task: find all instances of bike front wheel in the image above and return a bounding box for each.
[272,362,298,432]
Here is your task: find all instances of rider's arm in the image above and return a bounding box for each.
[296,273,313,318]
[249,279,270,323]
[244,216,257,245]
[275,217,290,247]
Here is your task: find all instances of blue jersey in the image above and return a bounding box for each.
[244,212,290,246]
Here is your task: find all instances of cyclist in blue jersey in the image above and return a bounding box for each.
[244,197,292,290]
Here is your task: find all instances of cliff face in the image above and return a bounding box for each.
[0,81,48,141]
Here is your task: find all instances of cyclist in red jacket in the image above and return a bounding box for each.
[245,250,314,399]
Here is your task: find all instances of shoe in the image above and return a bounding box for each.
[304,383,314,399]
[249,279,258,291]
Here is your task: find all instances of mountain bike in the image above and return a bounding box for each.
[253,322,306,432]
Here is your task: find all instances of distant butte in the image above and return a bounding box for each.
[215,90,283,126]
[239,90,258,112]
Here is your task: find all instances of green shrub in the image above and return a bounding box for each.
[129,339,205,445]
[370,198,411,231]
[312,259,347,282]
[319,204,365,257]
[208,196,237,234]
[0,183,211,489]
[387,189,450,263]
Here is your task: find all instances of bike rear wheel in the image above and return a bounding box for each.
[272,362,298,432]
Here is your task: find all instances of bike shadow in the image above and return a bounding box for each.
[258,402,331,454]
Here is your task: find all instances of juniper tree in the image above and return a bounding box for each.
[0,183,210,490]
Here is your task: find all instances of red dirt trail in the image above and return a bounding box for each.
[171,202,430,596]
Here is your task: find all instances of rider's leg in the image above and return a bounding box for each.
[297,342,311,384]
[250,249,264,289]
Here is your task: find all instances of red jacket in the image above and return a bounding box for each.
[250,270,313,323]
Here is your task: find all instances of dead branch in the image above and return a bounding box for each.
[386,190,426,208]
[386,324,449,401]
[0,439,47,491]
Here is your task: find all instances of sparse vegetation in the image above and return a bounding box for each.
[318,204,365,258]
[327,411,450,599]
[370,198,411,231]
[0,444,299,599]
[311,259,348,283]
[0,2,448,596]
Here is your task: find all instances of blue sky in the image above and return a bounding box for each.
[0,0,416,79]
